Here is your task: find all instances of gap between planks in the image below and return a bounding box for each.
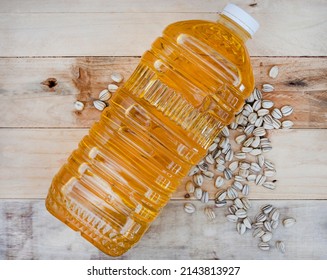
[0,128,326,200]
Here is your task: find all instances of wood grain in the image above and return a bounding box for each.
[0,129,326,199]
[1,199,326,260]
[0,57,326,128]
[0,1,326,56]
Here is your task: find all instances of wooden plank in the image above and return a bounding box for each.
[0,3,326,57]
[0,57,326,128]
[0,199,326,259]
[0,129,326,199]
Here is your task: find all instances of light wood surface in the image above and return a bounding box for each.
[0,0,326,260]
[1,200,326,260]
[0,129,326,199]
[0,57,326,128]
[0,0,327,56]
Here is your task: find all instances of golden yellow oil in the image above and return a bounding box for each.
[46,15,255,257]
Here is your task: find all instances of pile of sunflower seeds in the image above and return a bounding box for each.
[74,72,123,112]
[183,66,296,253]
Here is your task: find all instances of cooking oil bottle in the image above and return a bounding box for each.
[46,3,259,256]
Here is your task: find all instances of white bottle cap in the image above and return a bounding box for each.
[221,3,259,37]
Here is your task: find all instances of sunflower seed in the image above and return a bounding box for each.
[242,109,251,117]
[258,242,270,251]
[213,136,220,143]
[261,204,273,214]
[216,164,225,172]
[255,175,266,185]
[263,114,274,124]
[227,187,238,199]
[193,174,204,186]
[234,198,244,209]
[229,161,239,172]
[264,170,276,177]
[98,89,111,101]
[252,100,261,111]
[264,160,275,170]
[225,149,234,162]
[262,182,276,190]
[208,142,218,152]
[253,222,264,229]
[256,213,267,222]
[235,152,246,159]
[194,187,203,200]
[226,215,238,223]
[188,166,199,176]
[269,65,279,78]
[262,84,274,92]
[221,126,230,137]
[270,208,280,221]
[205,154,215,165]
[215,190,227,201]
[264,221,272,232]
[93,100,107,111]
[229,122,238,130]
[257,155,265,168]
[235,209,247,218]
[215,176,224,188]
[111,72,124,83]
[258,108,270,117]
[251,136,261,148]
[204,207,216,220]
[235,114,246,125]
[242,184,250,196]
[281,105,294,117]
[241,197,251,210]
[215,200,227,207]
[198,161,209,172]
[263,122,274,130]
[255,116,263,127]
[250,162,261,172]
[243,217,252,229]
[212,149,221,159]
[246,92,255,103]
[253,88,262,100]
[233,181,243,192]
[74,101,84,111]
[275,241,286,254]
[272,118,281,129]
[242,147,253,153]
[244,104,253,113]
[229,205,238,215]
[201,191,209,203]
[184,203,196,214]
[224,168,233,180]
[248,112,258,124]
[237,222,247,235]
[253,228,265,238]
[247,174,256,182]
[216,157,225,166]
[244,124,255,135]
[240,162,250,170]
[108,83,119,92]
[262,100,274,109]
[235,175,246,182]
[282,120,294,129]
[272,108,283,119]
[202,170,214,179]
[250,148,262,156]
[283,218,296,228]
[253,127,266,137]
[185,181,195,194]
[235,134,247,144]
[261,232,273,242]
[219,137,229,148]
[238,168,249,178]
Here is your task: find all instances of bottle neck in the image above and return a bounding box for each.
[217,14,251,43]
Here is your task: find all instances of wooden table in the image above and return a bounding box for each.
[0,0,326,259]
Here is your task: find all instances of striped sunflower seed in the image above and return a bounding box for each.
[204,207,216,220]
[281,105,294,117]
[188,165,199,176]
[262,100,274,109]
[253,127,266,137]
[238,169,249,178]
[235,134,247,144]
[215,176,224,188]
[250,162,261,172]
[252,100,261,111]
[258,108,270,117]
[258,242,270,251]
[262,84,274,92]
[208,142,218,152]
[241,197,251,210]
[264,221,272,232]
[254,116,263,127]
[256,213,267,222]
[248,112,258,124]
[243,217,252,229]
[205,154,215,164]
[257,154,265,168]
[270,208,280,221]
[235,209,247,219]
[283,218,296,228]
[242,184,249,196]
[253,228,265,238]
[185,181,195,194]
[247,174,256,182]
[215,200,227,208]
[201,191,209,203]
[253,88,262,100]
[202,170,214,179]
[244,124,255,135]
[272,108,283,119]
[226,215,238,223]
[184,203,196,214]
[235,175,246,182]
[215,190,227,201]
[193,174,204,186]
[236,222,247,235]
[221,126,230,137]
[282,120,294,129]
[234,198,244,209]
[194,187,203,199]
[262,182,276,190]
[255,174,267,185]
[269,65,279,79]
[227,187,238,199]
[229,161,239,172]
[264,169,276,177]
[224,168,233,180]
[261,232,273,242]
[261,204,273,214]
[233,181,243,191]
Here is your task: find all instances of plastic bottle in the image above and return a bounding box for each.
[46,3,259,256]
